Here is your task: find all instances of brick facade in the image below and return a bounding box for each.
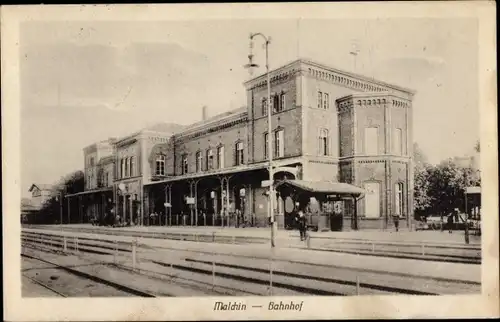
[73,59,414,230]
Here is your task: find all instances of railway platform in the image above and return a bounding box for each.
[35,224,481,245]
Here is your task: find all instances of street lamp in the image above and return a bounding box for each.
[55,191,63,226]
[245,32,277,248]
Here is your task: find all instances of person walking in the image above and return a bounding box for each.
[296,209,307,241]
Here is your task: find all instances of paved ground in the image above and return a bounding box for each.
[46,224,481,245]
[24,227,481,283]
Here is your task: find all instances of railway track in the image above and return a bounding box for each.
[21,230,481,296]
[22,253,157,297]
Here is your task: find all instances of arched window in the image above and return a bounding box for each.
[182,154,189,174]
[319,128,329,156]
[125,157,131,177]
[262,98,268,116]
[130,156,135,177]
[317,91,323,108]
[274,129,284,158]
[196,151,202,172]
[206,149,214,170]
[272,95,280,113]
[217,146,225,169]
[277,93,285,112]
[264,132,269,159]
[323,92,329,109]
[155,155,166,176]
[393,128,403,155]
[120,158,125,179]
[235,142,244,165]
[395,182,404,216]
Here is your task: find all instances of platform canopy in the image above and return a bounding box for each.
[275,180,365,196]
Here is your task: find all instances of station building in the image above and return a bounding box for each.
[68,58,415,231]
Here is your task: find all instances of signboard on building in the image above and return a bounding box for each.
[185,197,195,205]
[261,180,273,187]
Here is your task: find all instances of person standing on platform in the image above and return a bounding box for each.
[296,209,307,241]
[393,213,400,232]
[447,212,454,233]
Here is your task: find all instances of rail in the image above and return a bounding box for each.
[21,230,480,296]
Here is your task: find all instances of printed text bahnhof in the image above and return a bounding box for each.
[214,301,304,311]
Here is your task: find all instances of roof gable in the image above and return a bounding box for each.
[29,184,52,192]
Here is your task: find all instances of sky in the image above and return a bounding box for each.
[19,18,479,197]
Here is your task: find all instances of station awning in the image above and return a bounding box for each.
[65,187,113,198]
[144,163,269,186]
[275,180,365,196]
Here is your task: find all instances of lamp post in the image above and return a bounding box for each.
[56,191,63,226]
[457,158,471,244]
[245,32,276,248]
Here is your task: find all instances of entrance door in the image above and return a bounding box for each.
[364,182,380,218]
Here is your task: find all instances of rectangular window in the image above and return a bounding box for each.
[317,91,323,109]
[262,98,268,116]
[323,93,329,109]
[217,146,225,169]
[274,129,284,158]
[395,183,404,216]
[364,127,379,155]
[235,142,244,165]
[90,157,95,167]
[155,155,165,176]
[196,151,202,172]
[264,133,269,159]
[393,128,403,155]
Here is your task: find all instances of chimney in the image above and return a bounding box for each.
[202,106,208,121]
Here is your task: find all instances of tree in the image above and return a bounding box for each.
[474,140,480,153]
[424,159,481,218]
[33,170,84,224]
[413,143,432,219]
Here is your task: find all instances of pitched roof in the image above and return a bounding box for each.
[144,122,185,134]
[275,180,365,196]
[177,107,247,134]
[28,184,53,192]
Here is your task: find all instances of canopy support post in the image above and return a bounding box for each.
[353,195,359,231]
